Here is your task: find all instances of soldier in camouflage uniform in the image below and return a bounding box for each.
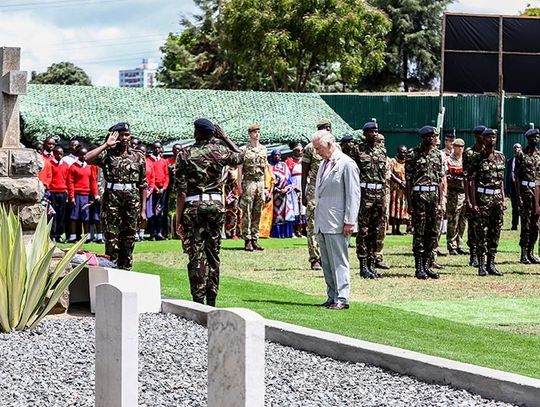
[238,124,268,252]
[175,119,244,306]
[86,122,147,270]
[463,125,486,267]
[470,128,505,276]
[446,138,468,255]
[514,128,540,264]
[374,133,391,270]
[301,119,331,270]
[349,122,388,278]
[405,126,444,280]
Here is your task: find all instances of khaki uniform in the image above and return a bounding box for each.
[239,144,267,240]
[446,153,466,251]
[302,142,323,265]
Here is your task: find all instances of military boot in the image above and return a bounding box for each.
[477,253,488,276]
[469,248,479,267]
[206,297,216,307]
[527,247,540,264]
[251,239,264,251]
[520,246,532,264]
[244,239,254,252]
[192,296,205,304]
[423,253,440,279]
[414,254,428,280]
[486,253,503,276]
[368,256,382,278]
[359,257,375,279]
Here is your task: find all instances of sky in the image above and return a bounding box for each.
[0,0,538,87]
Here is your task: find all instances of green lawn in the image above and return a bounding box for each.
[71,210,540,379]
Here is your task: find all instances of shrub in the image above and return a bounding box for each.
[0,207,86,332]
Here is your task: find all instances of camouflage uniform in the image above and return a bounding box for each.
[446,153,467,251]
[463,144,483,257]
[405,146,444,257]
[94,147,147,270]
[515,147,540,251]
[239,144,267,241]
[302,142,323,266]
[349,141,388,277]
[471,150,506,257]
[175,141,243,303]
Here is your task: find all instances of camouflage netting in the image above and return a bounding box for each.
[20,85,355,145]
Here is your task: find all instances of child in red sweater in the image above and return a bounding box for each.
[67,148,98,243]
[48,146,70,242]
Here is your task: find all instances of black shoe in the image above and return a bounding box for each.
[310,261,322,270]
[423,253,440,279]
[55,236,65,243]
[477,254,488,276]
[95,238,105,244]
[359,257,375,279]
[66,239,77,244]
[527,248,540,264]
[414,254,428,280]
[457,247,469,255]
[511,225,518,230]
[448,248,458,256]
[469,250,479,267]
[520,247,532,265]
[206,297,216,307]
[486,253,503,276]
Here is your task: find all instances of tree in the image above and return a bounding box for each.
[362,0,450,91]
[157,0,244,90]
[30,62,91,86]
[521,7,540,17]
[219,0,390,92]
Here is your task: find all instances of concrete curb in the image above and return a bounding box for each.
[161,299,540,407]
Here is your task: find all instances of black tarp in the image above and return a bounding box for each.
[443,14,540,96]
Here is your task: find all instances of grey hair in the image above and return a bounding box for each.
[312,130,335,147]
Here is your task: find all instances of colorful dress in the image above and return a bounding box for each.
[271,161,295,238]
[389,157,409,223]
[259,164,275,238]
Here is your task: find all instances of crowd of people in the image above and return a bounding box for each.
[34,117,539,309]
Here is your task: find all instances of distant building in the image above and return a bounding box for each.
[118,58,159,88]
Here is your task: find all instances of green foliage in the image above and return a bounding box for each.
[521,7,540,17]
[157,0,244,89]
[0,207,86,332]
[30,62,92,86]
[220,0,390,92]
[363,0,450,91]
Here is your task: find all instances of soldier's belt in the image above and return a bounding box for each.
[521,180,536,188]
[185,193,222,202]
[359,182,384,190]
[476,187,501,195]
[106,182,135,191]
[412,185,437,192]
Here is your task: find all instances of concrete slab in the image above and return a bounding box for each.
[89,266,161,313]
[161,298,540,407]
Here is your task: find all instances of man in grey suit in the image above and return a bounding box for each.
[312,130,361,310]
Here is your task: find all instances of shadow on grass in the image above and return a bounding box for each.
[244,299,321,307]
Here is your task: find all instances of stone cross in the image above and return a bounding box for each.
[0,47,27,148]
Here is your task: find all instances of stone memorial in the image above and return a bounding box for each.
[208,308,265,407]
[95,283,138,407]
[0,46,44,230]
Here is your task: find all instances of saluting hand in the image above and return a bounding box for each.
[213,124,226,140]
[106,131,120,147]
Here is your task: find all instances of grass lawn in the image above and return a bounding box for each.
[72,209,540,379]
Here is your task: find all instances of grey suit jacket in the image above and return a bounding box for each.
[314,149,361,234]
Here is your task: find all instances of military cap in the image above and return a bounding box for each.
[340,134,353,143]
[362,121,378,131]
[525,128,540,137]
[472,125,487,134]
[317,119,331,129]
[194,118,215,133]
[482,128,496,136]
[418,125,438,136]
[445,133,456,139]
[109,122,130,133]
[453,138,465,146]
[248,123,261,132]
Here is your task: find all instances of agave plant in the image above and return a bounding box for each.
[0,206,87,332]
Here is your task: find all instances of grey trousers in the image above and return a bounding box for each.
[317,232,350,304]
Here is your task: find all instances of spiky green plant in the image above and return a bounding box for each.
[0,206,87,332]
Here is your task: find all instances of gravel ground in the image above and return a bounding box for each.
[0,313,515,407]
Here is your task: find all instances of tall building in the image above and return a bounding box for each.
[119,58,159,88]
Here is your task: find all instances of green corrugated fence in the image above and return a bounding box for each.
[321,93,540,159]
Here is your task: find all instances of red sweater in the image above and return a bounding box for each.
[146,156,169,190]
[42,151,54,161]
[67,161,98,199]
[38,159,52,189]
[48,159,69,193]
[146,158,156,194]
